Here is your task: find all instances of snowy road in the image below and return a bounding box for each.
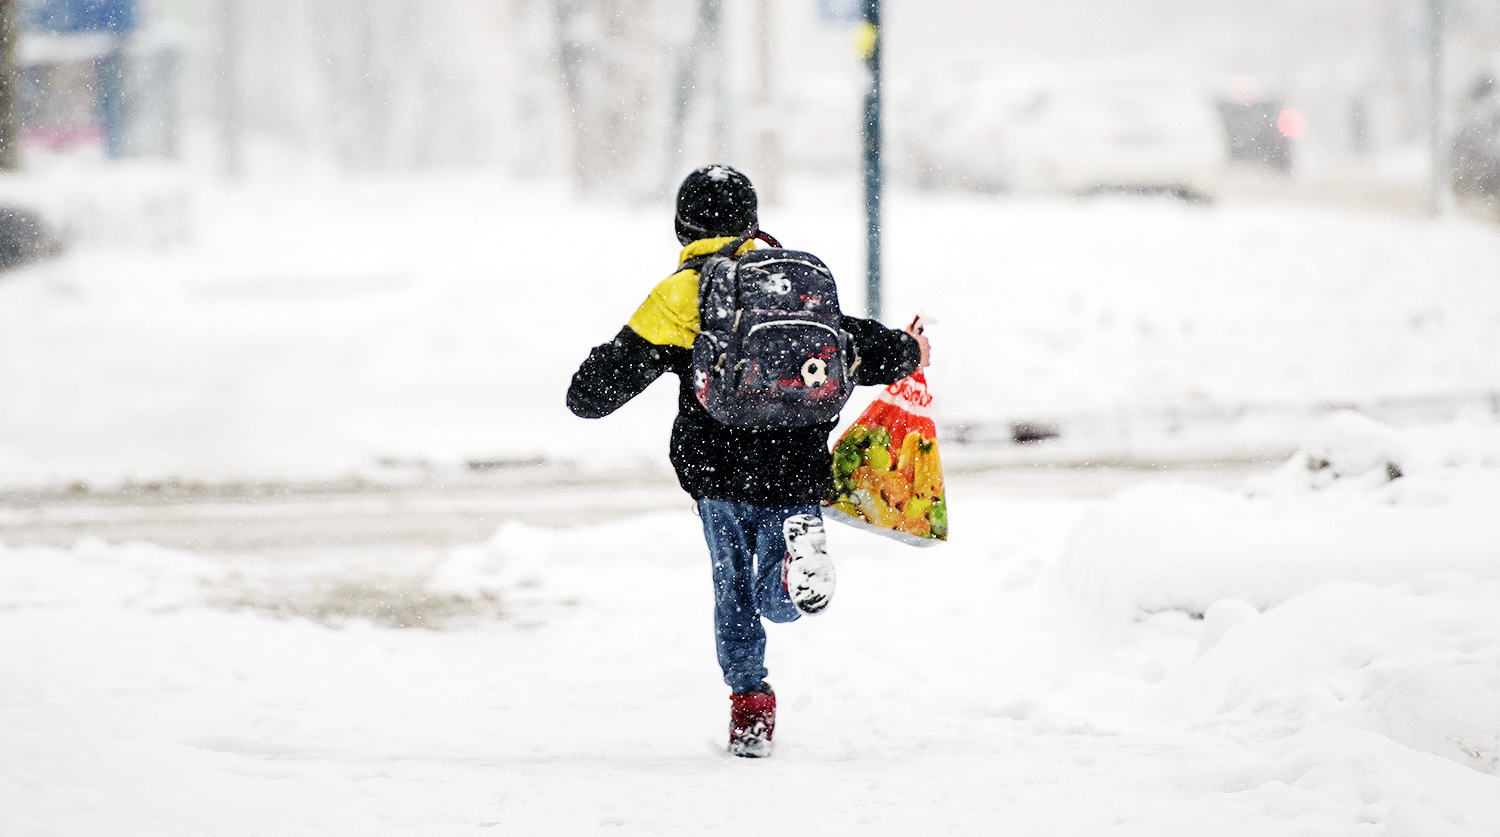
[0,470,689,552]
[1,463,1250,631]
[0,462,1256,552]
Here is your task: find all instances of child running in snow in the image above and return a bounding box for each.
[566,164,929,757]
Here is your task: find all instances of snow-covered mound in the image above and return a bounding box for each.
[0,537,224,611]
[5,491,1500,833]
[1058,413,1500,619]
[1245,410,1500,495]
[1156,575,1500,776]
[424,513,707,607]
[1014,571,1500,830]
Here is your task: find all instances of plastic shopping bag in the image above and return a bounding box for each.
[824,361,947,547]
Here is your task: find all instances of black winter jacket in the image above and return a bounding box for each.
[568,314,920,506]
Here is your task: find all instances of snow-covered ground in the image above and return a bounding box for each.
[4,170,1500,833]
[5,416,1500,834]
[3,169,1500,486]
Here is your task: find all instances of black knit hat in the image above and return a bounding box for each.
[675,164,758,245]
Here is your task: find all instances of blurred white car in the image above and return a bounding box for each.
[897,59,1224,197]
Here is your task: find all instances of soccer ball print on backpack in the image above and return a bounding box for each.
[692,236,854,428]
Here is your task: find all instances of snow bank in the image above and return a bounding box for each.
[1156,574,1500,769]
[1046,412,1500,822]
[0,537,223,611]
[4,492,1500,833]
[424,512,707,606]
[1059,413,1500,618]
[1215,722,1500,836]
[1115,573,1500,833]
[5,174,1500,488]
[888,196,1500,425]
[0,511,708,632]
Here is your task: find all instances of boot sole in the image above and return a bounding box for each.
[728,736,772,758]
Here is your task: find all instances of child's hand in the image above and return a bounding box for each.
[905,316,931,368]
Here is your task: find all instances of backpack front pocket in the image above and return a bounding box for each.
[737,320,850,423]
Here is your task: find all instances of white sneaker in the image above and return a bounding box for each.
[782,514,835,615]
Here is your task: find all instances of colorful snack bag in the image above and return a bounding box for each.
[824,362,947,547]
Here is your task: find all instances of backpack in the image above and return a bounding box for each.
[690,234,856,427]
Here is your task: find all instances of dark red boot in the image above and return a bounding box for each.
[728,682,776,758]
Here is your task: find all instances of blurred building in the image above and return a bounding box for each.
[18,0,181,159]
[13,0,1496,197]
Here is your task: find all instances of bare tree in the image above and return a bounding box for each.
[314,0,396,171]
[665,0,705,187]
[0,0,19,171]
[216,0,244,177]
[665,0,737,191]
[189,0,587,178]
[552,0,662,194]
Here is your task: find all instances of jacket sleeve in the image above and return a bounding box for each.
[567,326,676,419]
[841,316,922,386]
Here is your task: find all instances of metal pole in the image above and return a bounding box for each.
[705,0,729,161]
[666,41,694,191]
[98,46,125,159]
[860,0,882,321]
[217,0,243,178]
[753,0,780,202]
[1428,0,1447,217]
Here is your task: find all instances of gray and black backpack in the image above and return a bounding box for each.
[690,233,856,427]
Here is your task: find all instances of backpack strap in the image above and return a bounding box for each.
[717,232,755,257]
[677,254,712,274]
[718,233,752,320]
[672,230,778,275]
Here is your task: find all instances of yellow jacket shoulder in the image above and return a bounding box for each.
[625,236,757,349]
[628,270,700,349]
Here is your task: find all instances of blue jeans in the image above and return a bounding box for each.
[697,499,820,694]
